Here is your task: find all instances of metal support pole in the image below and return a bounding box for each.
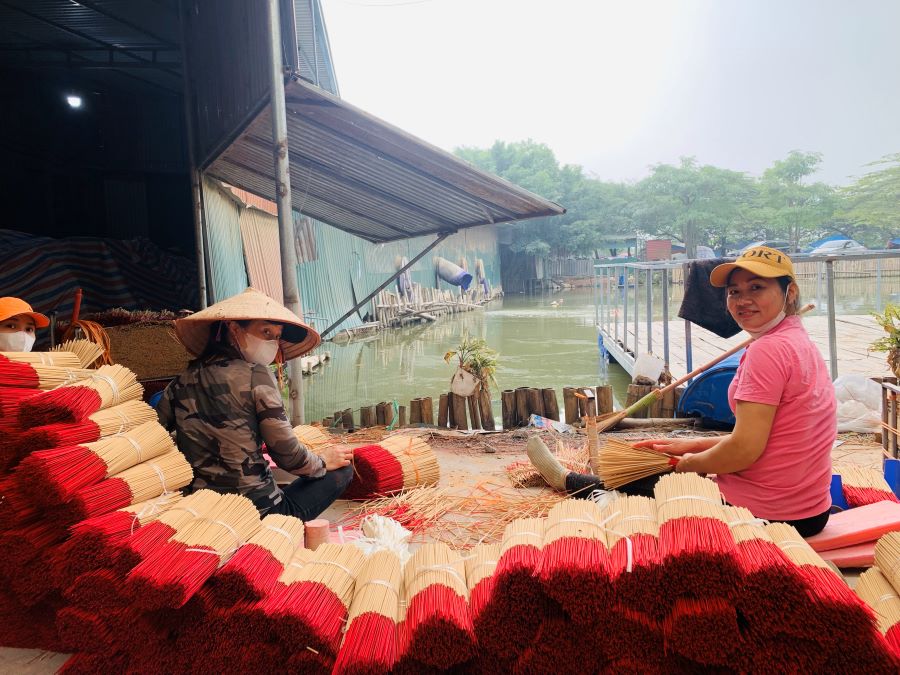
[876,258,883,312]
[622,267,629,352]
[178,0,207,309]
[662,268,670,366]
[267,0,304,424]
[645,269,653,354]
[825,258,838,380]
[633,268,639,356]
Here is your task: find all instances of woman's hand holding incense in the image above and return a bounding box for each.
[320,443,354,471]
[632,437,712,456]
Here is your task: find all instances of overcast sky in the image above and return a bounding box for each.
[320,0,900,186]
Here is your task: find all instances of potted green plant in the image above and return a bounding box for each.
[444,336,498,396]
[871,303,900,379]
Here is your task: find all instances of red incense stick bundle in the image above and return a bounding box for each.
[856,566,900,658]
[332,549,404,675]
[0,354,92,389]
[204,513,305,608]
[515,607,604,675]
[67,449,193,523]
[14,400,157,458]
[0,476,39,530]
[51,493,183,589]
[654,473,740,610]
[724,506,807,629]
[16,420,174,506]
[770,522,898,669]
[663,596,743,666]
[18,364,142,425]
[837,464,900,507]
[0,387,34,431]
[401,541,475,670]
[260,543,366,664]
[126,493,262,610]
[343,435,440,500]
[536,498,613,626]
[593,605,665,669]
[601,495,664,619]
[465,542,501,639]
[476,518,549,661]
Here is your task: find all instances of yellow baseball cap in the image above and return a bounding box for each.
[709,246,796,287]
[0,297,49,328]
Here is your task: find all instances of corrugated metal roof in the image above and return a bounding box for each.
[206,77,565,244]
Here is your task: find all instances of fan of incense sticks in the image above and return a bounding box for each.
[856,566,900,657]
[293,424,331,448]
[18,364,143,424]
[507,438,589,488]
[50,493,183,590]
[15,400,157,456]
[343,434,440,500]
[599,495,663,619]
[68,449,193,522]
[835,464,900,507]
[17,420,175,506]
[332,549,404,675]
[653,473,739,608]
[126,493,261,610]
[1,350,82,369]
[876,532,900,598]
[50,339,105,368]
[596,437,677,489]
[204,513,305,608]
[537,498,612,627]
[260,543,366,665]
[0,355,93,390]
[769,522,886,652]
[402,541,475,670]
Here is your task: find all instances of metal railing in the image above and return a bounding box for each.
[593,250,900,381]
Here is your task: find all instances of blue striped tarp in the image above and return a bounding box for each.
[0,229,199,318]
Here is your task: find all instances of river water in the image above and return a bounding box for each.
[301,276,899,425]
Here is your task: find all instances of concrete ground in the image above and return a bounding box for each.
[1,427,888,672]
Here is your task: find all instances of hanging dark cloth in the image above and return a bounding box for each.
[677,259,742,339]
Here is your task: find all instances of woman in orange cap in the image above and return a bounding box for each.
[0,297,49,352]
[528,246,836,536]
[158,287,354,519]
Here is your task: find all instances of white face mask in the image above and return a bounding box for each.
[237,330,279,366]
[0,331,36,352]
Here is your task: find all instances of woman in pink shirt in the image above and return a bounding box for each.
[527,246,835,536]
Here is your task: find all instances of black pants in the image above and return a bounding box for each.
[269,465,353,520]
[564,473,831,537]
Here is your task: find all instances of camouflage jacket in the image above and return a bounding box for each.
[156,356,325,514]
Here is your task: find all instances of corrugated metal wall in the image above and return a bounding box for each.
[239,207,284,303]
[202,177,248,303]
[295,219,502,336]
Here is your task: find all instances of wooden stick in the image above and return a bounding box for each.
[420,397,434,426]
[541,388,559,422]
[360,405,375,428]
[563,386,578,424]
[451,392,468,430]
[501,389,517,430]
[467,395,482,430]
[478,388,496,431]
[341,408,355,431]
[595,385,614,415]
[438,394,449,428]
[410,398,423,425]
[398,405,407,428]
[515,387,530,426]
[526,387,544,418]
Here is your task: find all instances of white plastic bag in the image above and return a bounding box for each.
[632,353,665,385]
[833,374,882,433]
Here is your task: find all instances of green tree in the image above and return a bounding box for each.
[634,158,756,256]
[838,153,900,247]
[759,151,835,250]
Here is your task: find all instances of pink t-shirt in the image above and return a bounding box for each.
[714,315,835,520]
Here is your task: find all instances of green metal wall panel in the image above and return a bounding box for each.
[202,177,248,303]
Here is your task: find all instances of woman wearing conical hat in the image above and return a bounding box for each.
[157,288,353,518]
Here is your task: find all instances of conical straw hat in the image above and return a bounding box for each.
[174,288,320,360]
